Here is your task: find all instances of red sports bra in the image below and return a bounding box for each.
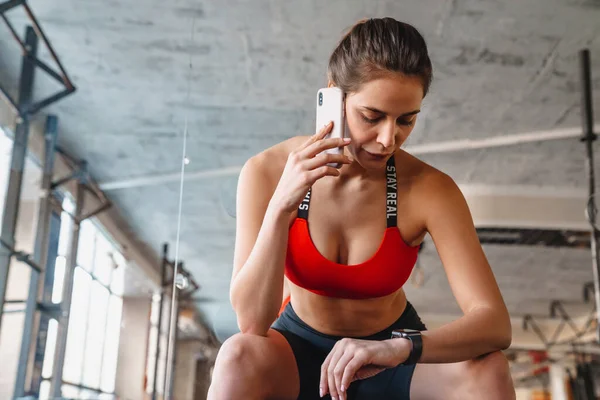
[284,155,420,301]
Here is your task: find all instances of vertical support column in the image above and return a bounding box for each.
[168,296,180,400]
[162,272,173,399]
[578,49,600,341]
[50,177,84,399]
[21,115,60,397]
[550,363,568,400]
[152,244,168,400]
[0,25,37,337]
[29,206,61,396]
[164,261,181,400]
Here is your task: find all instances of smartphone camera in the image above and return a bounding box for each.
[318,92,323,106]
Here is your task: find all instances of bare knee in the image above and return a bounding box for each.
[208,333,267,400]
[461,351,515,399]
[216,333,257,368]
[478,351,513,388]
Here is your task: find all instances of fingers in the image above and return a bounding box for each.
[300,121,334,150]
[326,348,347,400]
[353,365,385,381]
[303,152,351,171]
[320,339,362,400]
[320,340,389,399]
[317,121,334,139]
[301,136,352,159]
[305,165,343,182]
[333,352,356,400]
[340,356,365,395]
[319,349,333,398]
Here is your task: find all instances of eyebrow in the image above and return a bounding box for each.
[363,106,421,117]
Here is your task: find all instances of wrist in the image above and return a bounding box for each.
[266,200,293,221]
[390,329,423,365]
[387,337,412,366]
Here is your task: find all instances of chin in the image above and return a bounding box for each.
[359,148,391,164]
[347,151,384,172]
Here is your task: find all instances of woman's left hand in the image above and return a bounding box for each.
[319,337,410,399]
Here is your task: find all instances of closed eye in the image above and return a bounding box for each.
[361,114,383,124]
[362,114,413,127]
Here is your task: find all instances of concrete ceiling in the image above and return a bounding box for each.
[1,0,600,341]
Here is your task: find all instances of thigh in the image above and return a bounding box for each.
[410,362,465,400]
[260,329,301,400]
[272,327,330,400]
[409,351,514,400]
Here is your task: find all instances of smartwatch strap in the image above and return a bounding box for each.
[391,329,423,365]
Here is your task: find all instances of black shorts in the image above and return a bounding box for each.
[271,301,427,400]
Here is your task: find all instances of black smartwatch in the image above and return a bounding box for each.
[390,329,423,365]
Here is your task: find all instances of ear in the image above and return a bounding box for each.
[327,80,335,88]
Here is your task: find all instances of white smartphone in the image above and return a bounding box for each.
[316,87,345,168]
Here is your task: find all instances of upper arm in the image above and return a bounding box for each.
[422,172,508,316]
[231,154,278,285]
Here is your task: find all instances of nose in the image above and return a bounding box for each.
[376,122,396,150]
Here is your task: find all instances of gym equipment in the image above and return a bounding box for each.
[567,353,597,400]
[0,1,75,117]
[579,49,600,342]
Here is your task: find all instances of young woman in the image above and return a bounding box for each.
[208,17,515,400]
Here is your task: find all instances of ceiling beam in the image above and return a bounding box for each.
[98,166,242,191]
[98,124,599,191]
[463,186,589,230]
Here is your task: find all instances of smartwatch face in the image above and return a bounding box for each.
[392,329,419,336]
[402,329,420,334]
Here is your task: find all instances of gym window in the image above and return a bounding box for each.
[145,292,170,397]
[38,196,125,400]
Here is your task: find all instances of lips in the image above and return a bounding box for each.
[364,150,392,159]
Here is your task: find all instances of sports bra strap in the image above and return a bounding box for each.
[385,155,398,228]
[297,188,311,220]
[296,155,397,228]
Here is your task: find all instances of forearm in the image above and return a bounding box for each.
[230,203,290,335]
[392,307,512,364]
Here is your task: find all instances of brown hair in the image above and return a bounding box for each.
[328,18,433,97]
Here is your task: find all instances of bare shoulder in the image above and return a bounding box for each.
[395,149,453,186]
[396,150,465,219]
[241,135,309,188]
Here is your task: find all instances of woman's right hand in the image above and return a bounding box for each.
[270,121,353,214]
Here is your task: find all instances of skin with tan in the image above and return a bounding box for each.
[213,73,515,400]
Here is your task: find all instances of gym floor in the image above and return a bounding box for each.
[0,1,599,399]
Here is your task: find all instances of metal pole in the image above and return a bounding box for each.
[164,262,181,400]
[22,2,75,90]
[579,49,600,342]
[50,179,84,398]
[168,296,180,400]
[13,115,58,397]
[152,244,168,400]
[162,268,175,399]
[0,26,37,336]
[0,0,23,14]
[1,13,27,53]
[30,209,61,396]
